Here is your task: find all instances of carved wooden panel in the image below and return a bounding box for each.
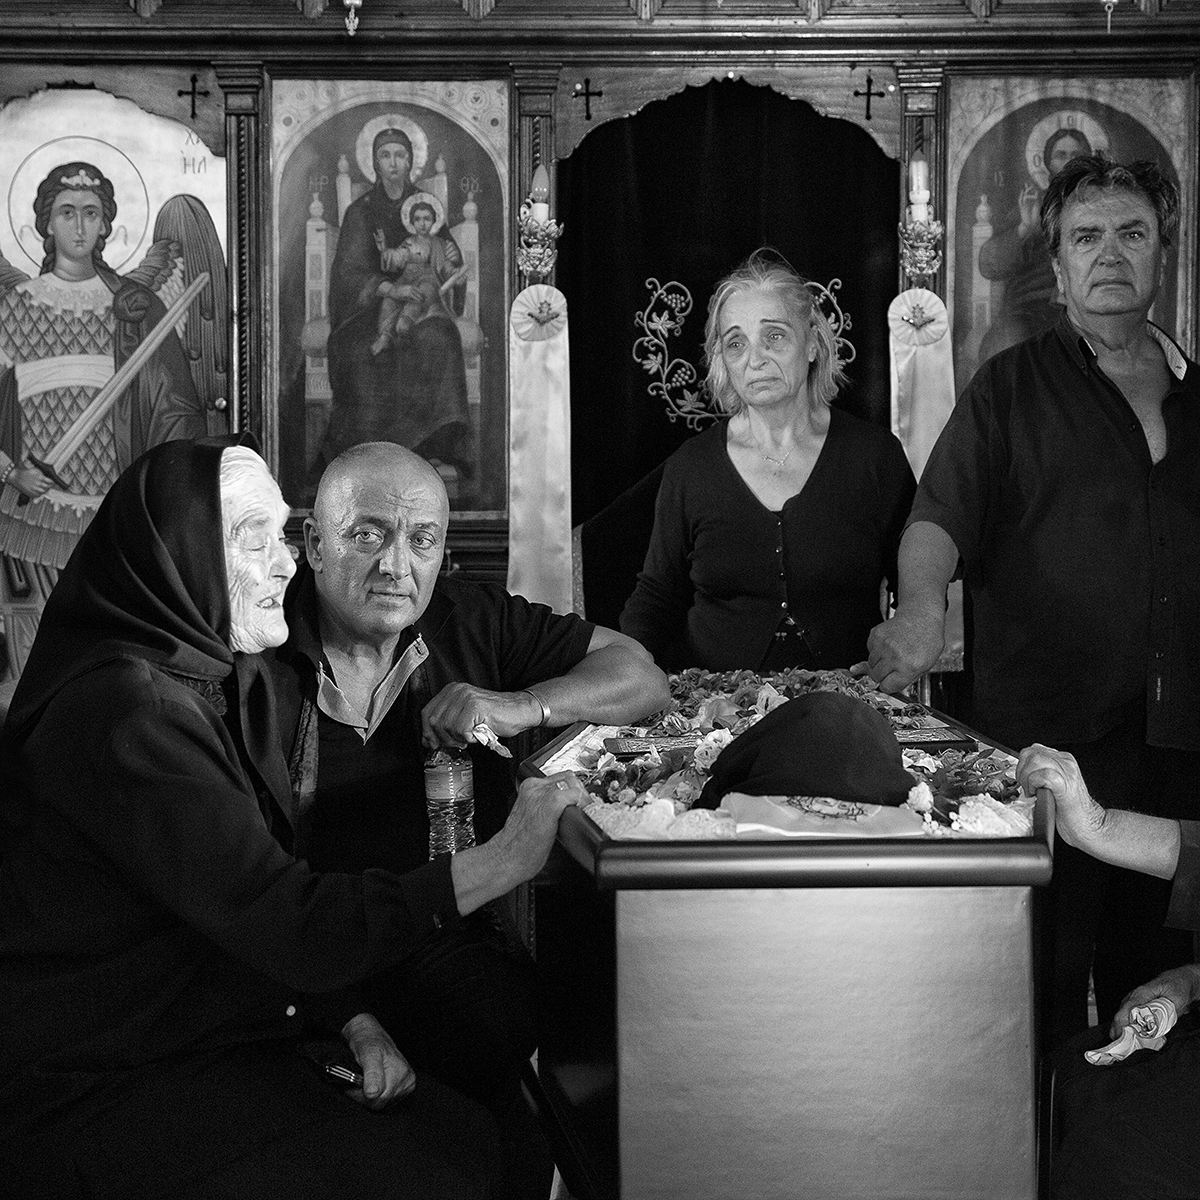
[2,0,1197,30]
[816,0,984,16]
[555,62,902,163]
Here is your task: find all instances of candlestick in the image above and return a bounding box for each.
[518,163,563,282]
[908,188,931,226]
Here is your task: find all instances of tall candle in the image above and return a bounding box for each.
[908,150,929,199]
[530,163,550,224]
[908,150,930,224]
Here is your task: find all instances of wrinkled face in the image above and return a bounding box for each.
[50,189,104,267]
[305,466,448,646]
[375,142,412,188]
[1052,189,1164,323]
[718,289,815,410]
[222,458,296,654]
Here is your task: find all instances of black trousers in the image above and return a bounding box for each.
[1050,1013,1200,1200]
[1041,706,1199,1051]
[2,1039,500,1200]
[363,907,555,1200]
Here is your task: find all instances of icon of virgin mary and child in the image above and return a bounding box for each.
[316,127,472,484]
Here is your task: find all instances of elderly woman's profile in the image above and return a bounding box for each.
[621,248,917,673]
[0,434,582,1198]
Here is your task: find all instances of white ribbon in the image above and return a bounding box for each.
[887,288,956,479]
[506,284,574,615]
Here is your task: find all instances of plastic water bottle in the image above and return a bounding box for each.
[424,748,476,857]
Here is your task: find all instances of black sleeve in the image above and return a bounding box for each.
[1167,820,1200,932]
[877,432,919,597]
[619,458,695,667]
[83,688,462,995]
[489,588,596,689]
[905,367,1004,572]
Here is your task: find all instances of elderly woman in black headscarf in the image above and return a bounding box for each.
[621,249,917,672]
[0,437,580,1199]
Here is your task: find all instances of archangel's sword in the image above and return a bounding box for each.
[25,271,211,491]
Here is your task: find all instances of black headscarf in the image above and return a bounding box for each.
[3,436,290,815]
[694,691,916,809]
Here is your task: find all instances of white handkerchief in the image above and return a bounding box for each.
[1084,998,1178,1066]
[470,723,513,758]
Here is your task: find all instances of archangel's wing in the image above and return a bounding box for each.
[127,194,229,416]
[0,248,31,299]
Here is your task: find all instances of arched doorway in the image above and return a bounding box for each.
[557,78,901,626]
[559,77,901,525]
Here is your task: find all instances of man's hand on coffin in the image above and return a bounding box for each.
[854,603,945,695]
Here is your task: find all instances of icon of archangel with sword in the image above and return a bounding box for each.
[0,157,227,675]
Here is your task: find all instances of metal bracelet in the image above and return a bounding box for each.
[523,687,552,727]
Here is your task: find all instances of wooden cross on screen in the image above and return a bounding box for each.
[853,72,885,121]
[178,73,210,119]
[573,78,604,121]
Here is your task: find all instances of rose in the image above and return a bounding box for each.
[693,727,734,771]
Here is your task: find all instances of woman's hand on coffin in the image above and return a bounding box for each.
[1017,744,1105,851]
[450,772,587,913]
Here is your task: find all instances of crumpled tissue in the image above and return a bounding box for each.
[470,723,512,758]
[1084,998,1178,1066]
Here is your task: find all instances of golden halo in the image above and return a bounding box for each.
[1024,111,1110,191]
[355,114,429,185]
[401,191,445,234]
[7,136,149,273]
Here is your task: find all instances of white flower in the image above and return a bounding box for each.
[755,684,789,714]
[693,727,734,771]
[906,780,934,814]
[696,696,741,732]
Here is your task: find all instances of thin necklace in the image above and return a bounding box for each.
[759,445,793,473]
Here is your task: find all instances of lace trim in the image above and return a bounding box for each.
[174,674,228,716]
[16,273,114,320]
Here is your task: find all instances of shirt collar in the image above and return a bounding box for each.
[315,632,428,742]
[282,560,444,742]
[1058,313,1189,382]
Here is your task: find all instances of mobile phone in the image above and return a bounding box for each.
[299,1037,364,1089]
[323,1062,365,1088]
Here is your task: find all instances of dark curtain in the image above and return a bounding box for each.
[558,79,901,528]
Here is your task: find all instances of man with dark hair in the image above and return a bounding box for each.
[864,154,1200,1049]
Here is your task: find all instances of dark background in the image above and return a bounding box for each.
[558,78,901,528]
